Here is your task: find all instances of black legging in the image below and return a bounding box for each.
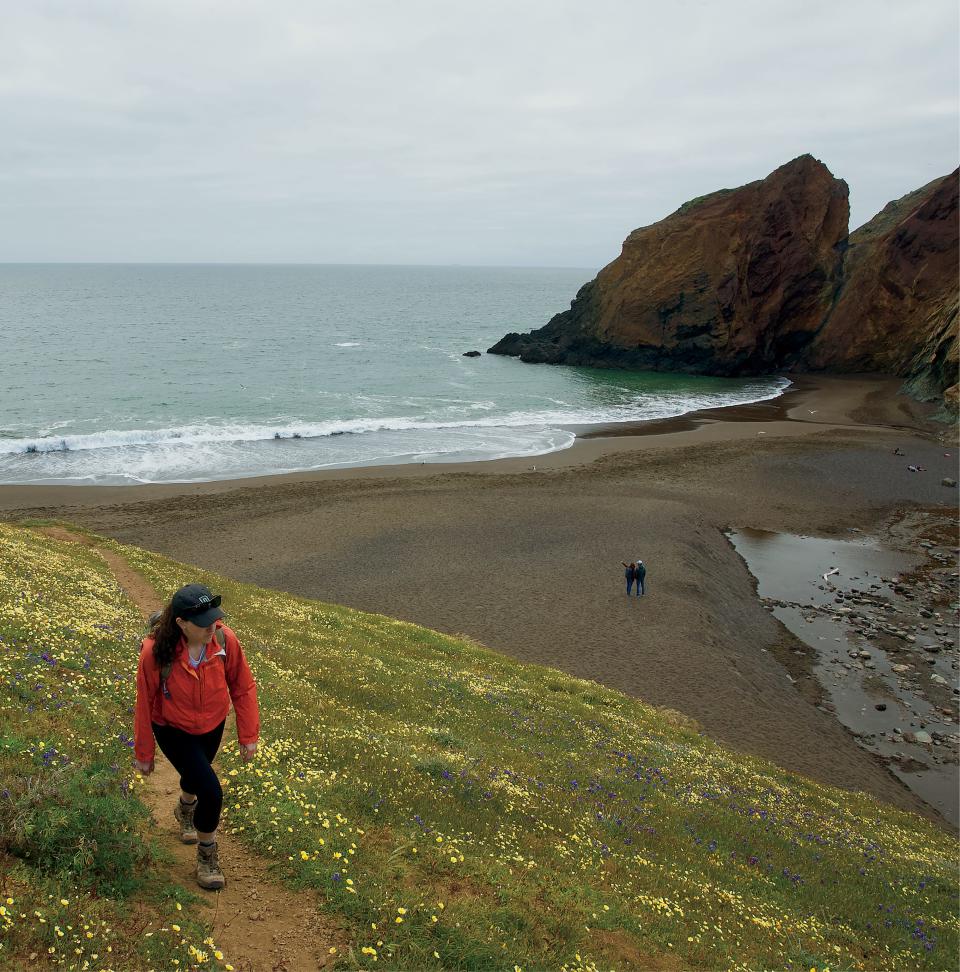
[152,720,225,833]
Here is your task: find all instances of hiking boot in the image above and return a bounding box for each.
[196,841,226,890]
[174,799,198,844]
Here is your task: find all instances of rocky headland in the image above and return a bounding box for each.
[489,156,959,408]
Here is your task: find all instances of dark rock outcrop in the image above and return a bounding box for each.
[489,158,959,407]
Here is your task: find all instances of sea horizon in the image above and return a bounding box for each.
[1,260,601,270]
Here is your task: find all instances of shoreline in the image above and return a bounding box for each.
[0,373,943,512]
[0,372,793,492]
[3,373,957,828]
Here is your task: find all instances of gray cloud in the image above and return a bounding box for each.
[1,0,956,264]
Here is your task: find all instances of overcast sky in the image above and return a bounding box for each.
[1,0,957,266]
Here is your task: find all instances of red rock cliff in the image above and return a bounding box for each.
[490,155,850,374]
[807,170,958,405]
[489,158,958,407]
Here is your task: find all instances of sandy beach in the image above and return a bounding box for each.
[3,374,957,823]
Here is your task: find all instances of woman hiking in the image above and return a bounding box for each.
[134,584,259,890]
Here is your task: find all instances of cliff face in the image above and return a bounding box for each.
[489,156,850,374]
[807,170,958,405]
[489,158,958,407]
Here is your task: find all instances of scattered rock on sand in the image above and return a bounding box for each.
[896,756,930,772]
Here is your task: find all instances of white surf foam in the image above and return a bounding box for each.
[0,377,791,484]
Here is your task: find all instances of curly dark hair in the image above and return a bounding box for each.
[149,602,182,670]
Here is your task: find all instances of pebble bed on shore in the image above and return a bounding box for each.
[731,512,959,827]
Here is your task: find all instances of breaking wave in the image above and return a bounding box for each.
[0,376,791,484]
[1,376,790,459]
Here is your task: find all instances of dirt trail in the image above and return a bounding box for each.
[37,526,340,972]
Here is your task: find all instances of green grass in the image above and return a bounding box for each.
[672,186,738,218]
[1,521,958,971]
[0,525,230,970]
[0,758,151,896]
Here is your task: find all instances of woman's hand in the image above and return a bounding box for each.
[240,741,258,762]
[134,759,154,775]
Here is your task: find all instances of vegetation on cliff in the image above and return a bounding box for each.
[1,522,957,970]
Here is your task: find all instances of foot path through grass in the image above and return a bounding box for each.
[36,526,341,972]
[5,520,956,971]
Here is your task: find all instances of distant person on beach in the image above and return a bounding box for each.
[635,559,646,596]
[621,561,637,596]
[134,584,260,891]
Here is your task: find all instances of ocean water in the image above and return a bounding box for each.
[0,264,789,485]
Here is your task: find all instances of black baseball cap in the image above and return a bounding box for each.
[171,584,224,627]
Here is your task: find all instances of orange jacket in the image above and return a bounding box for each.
[134,621,259,764]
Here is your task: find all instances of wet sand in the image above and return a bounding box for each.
[3,374,957,824]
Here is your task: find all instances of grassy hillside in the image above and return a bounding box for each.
[1,522,957,971]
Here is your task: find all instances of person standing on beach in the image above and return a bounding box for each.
[635,560,646,596]
[134,584,260,890]
[621,561,637,596]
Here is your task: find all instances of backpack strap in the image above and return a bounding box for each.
[159,658,173,698]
